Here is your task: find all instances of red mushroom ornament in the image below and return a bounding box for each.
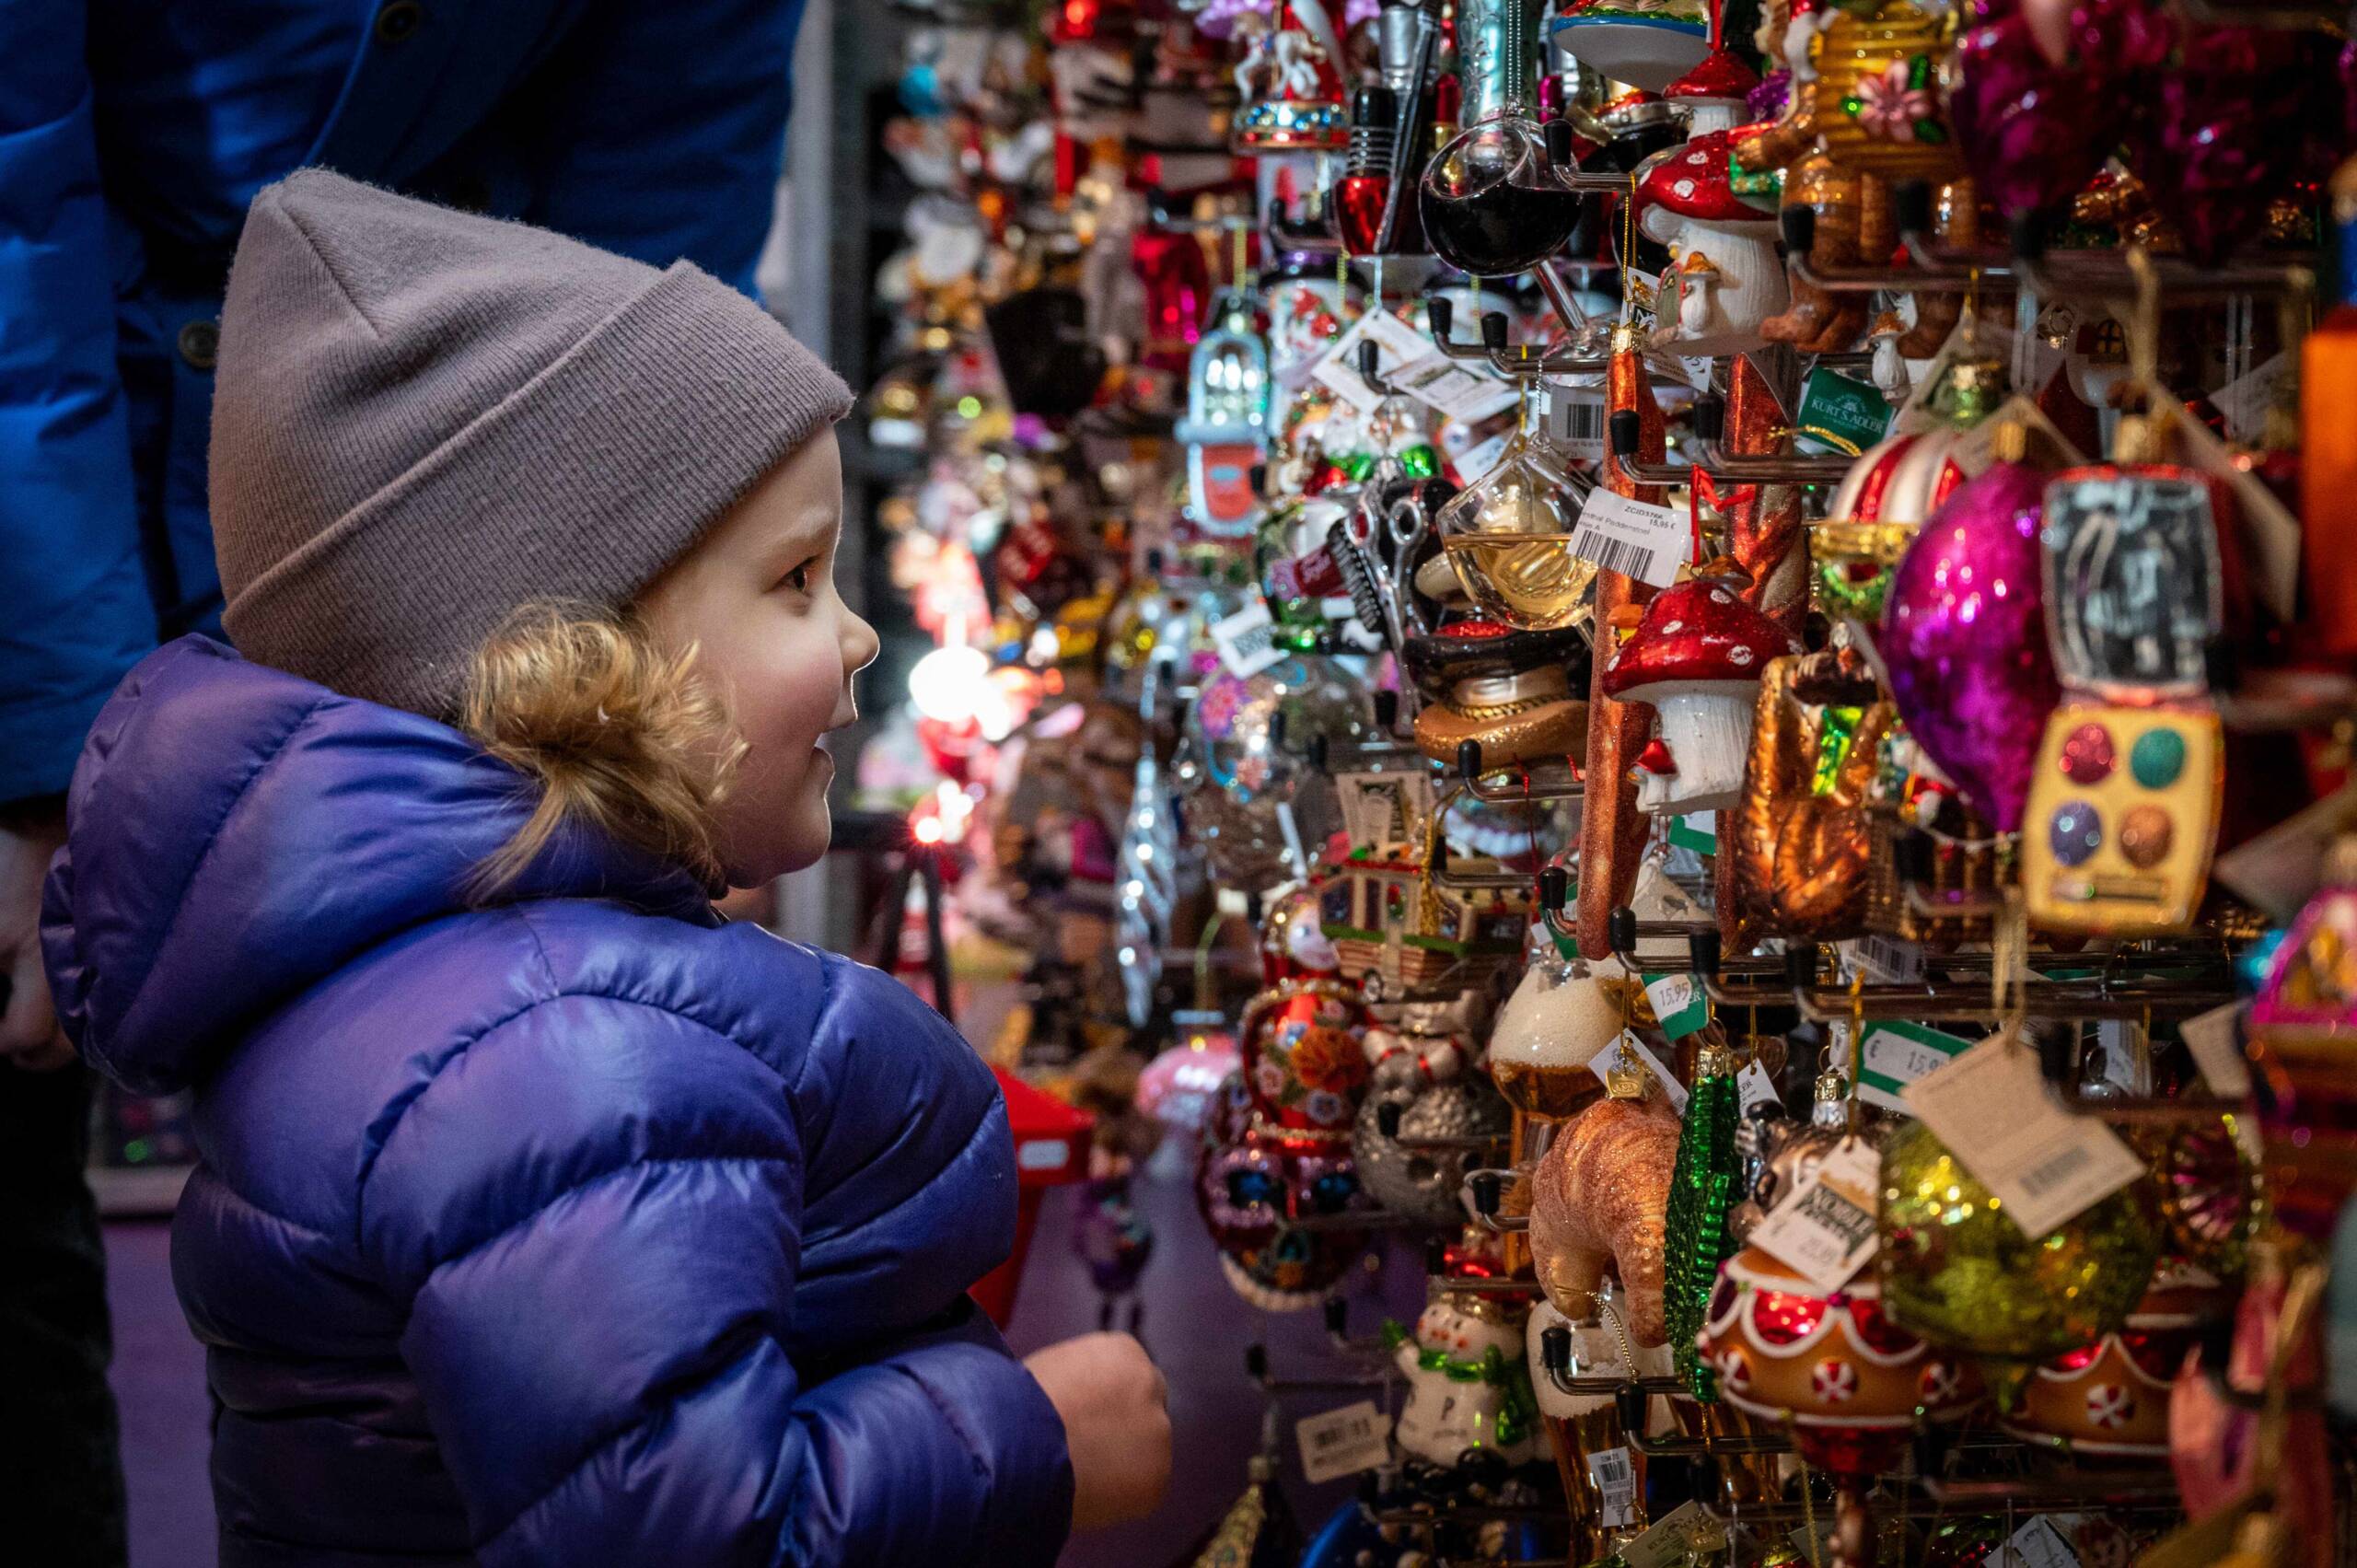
[1635,129,1786,358]
[1603,577,1800,815]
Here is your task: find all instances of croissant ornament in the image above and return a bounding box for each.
[1529,1095,1682,1344]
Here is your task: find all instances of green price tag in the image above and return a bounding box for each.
[1641,972,1713,1040]
[1668,811,1717,855]
[1794,366,1894,458]
[1854,1019,1977,1112]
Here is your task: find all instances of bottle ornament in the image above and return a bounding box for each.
[1879,453,2062,836]
[1876,1119,2163,1377]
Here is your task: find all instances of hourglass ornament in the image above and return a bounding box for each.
[1420,0,1588,277]
[1435,389,1595,631]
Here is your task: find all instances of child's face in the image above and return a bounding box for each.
[638,429,878,886]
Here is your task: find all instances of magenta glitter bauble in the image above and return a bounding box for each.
[2132,24,2340,263]
[1881,462,2062,835]
[1950,3,2110,221]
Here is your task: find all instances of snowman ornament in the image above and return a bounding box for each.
[1393,1290,1543,1469]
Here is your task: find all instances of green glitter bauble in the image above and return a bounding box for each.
[1875,1121,2161,1365]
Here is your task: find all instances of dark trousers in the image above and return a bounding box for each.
[0,1063,130,1568]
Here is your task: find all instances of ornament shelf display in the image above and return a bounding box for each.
[854,2,2357,1563]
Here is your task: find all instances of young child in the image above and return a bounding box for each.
[40,171,1167,1566]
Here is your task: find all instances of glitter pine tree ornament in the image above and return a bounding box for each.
[1665,1040,1742,1398]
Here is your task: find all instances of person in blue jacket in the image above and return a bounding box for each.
[0,6,833,1556]
[38,169,1171,1564]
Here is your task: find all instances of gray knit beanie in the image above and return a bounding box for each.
[211,168,853,720]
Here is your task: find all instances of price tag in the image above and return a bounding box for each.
[1586,1446,1637,1527]
[1736,1057,1782,1113]
[1295,1400,1393,1485]
[2212,352,2289,446]
[1453,430,1511,483]
[1571,487,1687,588]
[1667,811,1717,855]
[1855,1019,1975,1112]
[2179,1002,2251,1098]
[1996,1516,2082,1568]
[1592,1030,1689,1113]
[1747,1138,1882,1292]
[1309,308,1517,422]
[1643,972,1712,1040]
[1623,1501,1716,1568]
[1211,600,1284,679]
[1901,1036,2147,1238]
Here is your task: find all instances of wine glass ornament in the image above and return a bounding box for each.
[1420,0,1588,278]
[1434,398,1596,631]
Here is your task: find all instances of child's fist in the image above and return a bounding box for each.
[1022,1331,1171,1531]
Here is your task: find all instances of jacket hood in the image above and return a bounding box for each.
[41,637,719,1096]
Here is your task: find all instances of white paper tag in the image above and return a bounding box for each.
[1308,308,1518,423]
[2213,784,2357,924]
[1570,487,1687,588]
[1592,1030,1689,1113]
[1855,1019,1975,1112]
[1453,430,1511,484]
[1901,1037,2147,1238]
[1586,1446,1637,1527]
[1747,1139,1882,1292]
[2213,352,2288,446]
[1996,1515,2082,1568]
[1211,600,1284,679]
[1623,1500,1715,1568]
[2179,1002,2251,1098]
[1736,1057,1782,1114]
[1295,1400,1394,1484]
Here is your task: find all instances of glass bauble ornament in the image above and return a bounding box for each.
[1877,1119,2162,1367]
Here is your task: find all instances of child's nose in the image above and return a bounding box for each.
[842,609,880,676]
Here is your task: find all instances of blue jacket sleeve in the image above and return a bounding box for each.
[357,991,1073,1566]
[0,0,159,801]
[508,0,807,296]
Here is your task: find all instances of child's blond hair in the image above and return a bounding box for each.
[459,604,746,898]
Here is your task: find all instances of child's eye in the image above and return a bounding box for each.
[780,560,815,595]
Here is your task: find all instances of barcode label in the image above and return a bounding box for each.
[2017,1142,2095,1199]
[1571,488,1685,587]
[1296,1400,1392,1484]
[1571,528,1667,583]
[1901,1035,2146,1237]
[1586,1446,1636,1527]
[1550,391,1608,459]
[1840,934,1924,984]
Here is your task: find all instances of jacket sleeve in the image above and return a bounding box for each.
[0,0,159,801]
[505,0,806,296]
[356,990,1073,1566]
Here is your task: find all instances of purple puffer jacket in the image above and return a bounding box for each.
[41,636,1074,1567]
